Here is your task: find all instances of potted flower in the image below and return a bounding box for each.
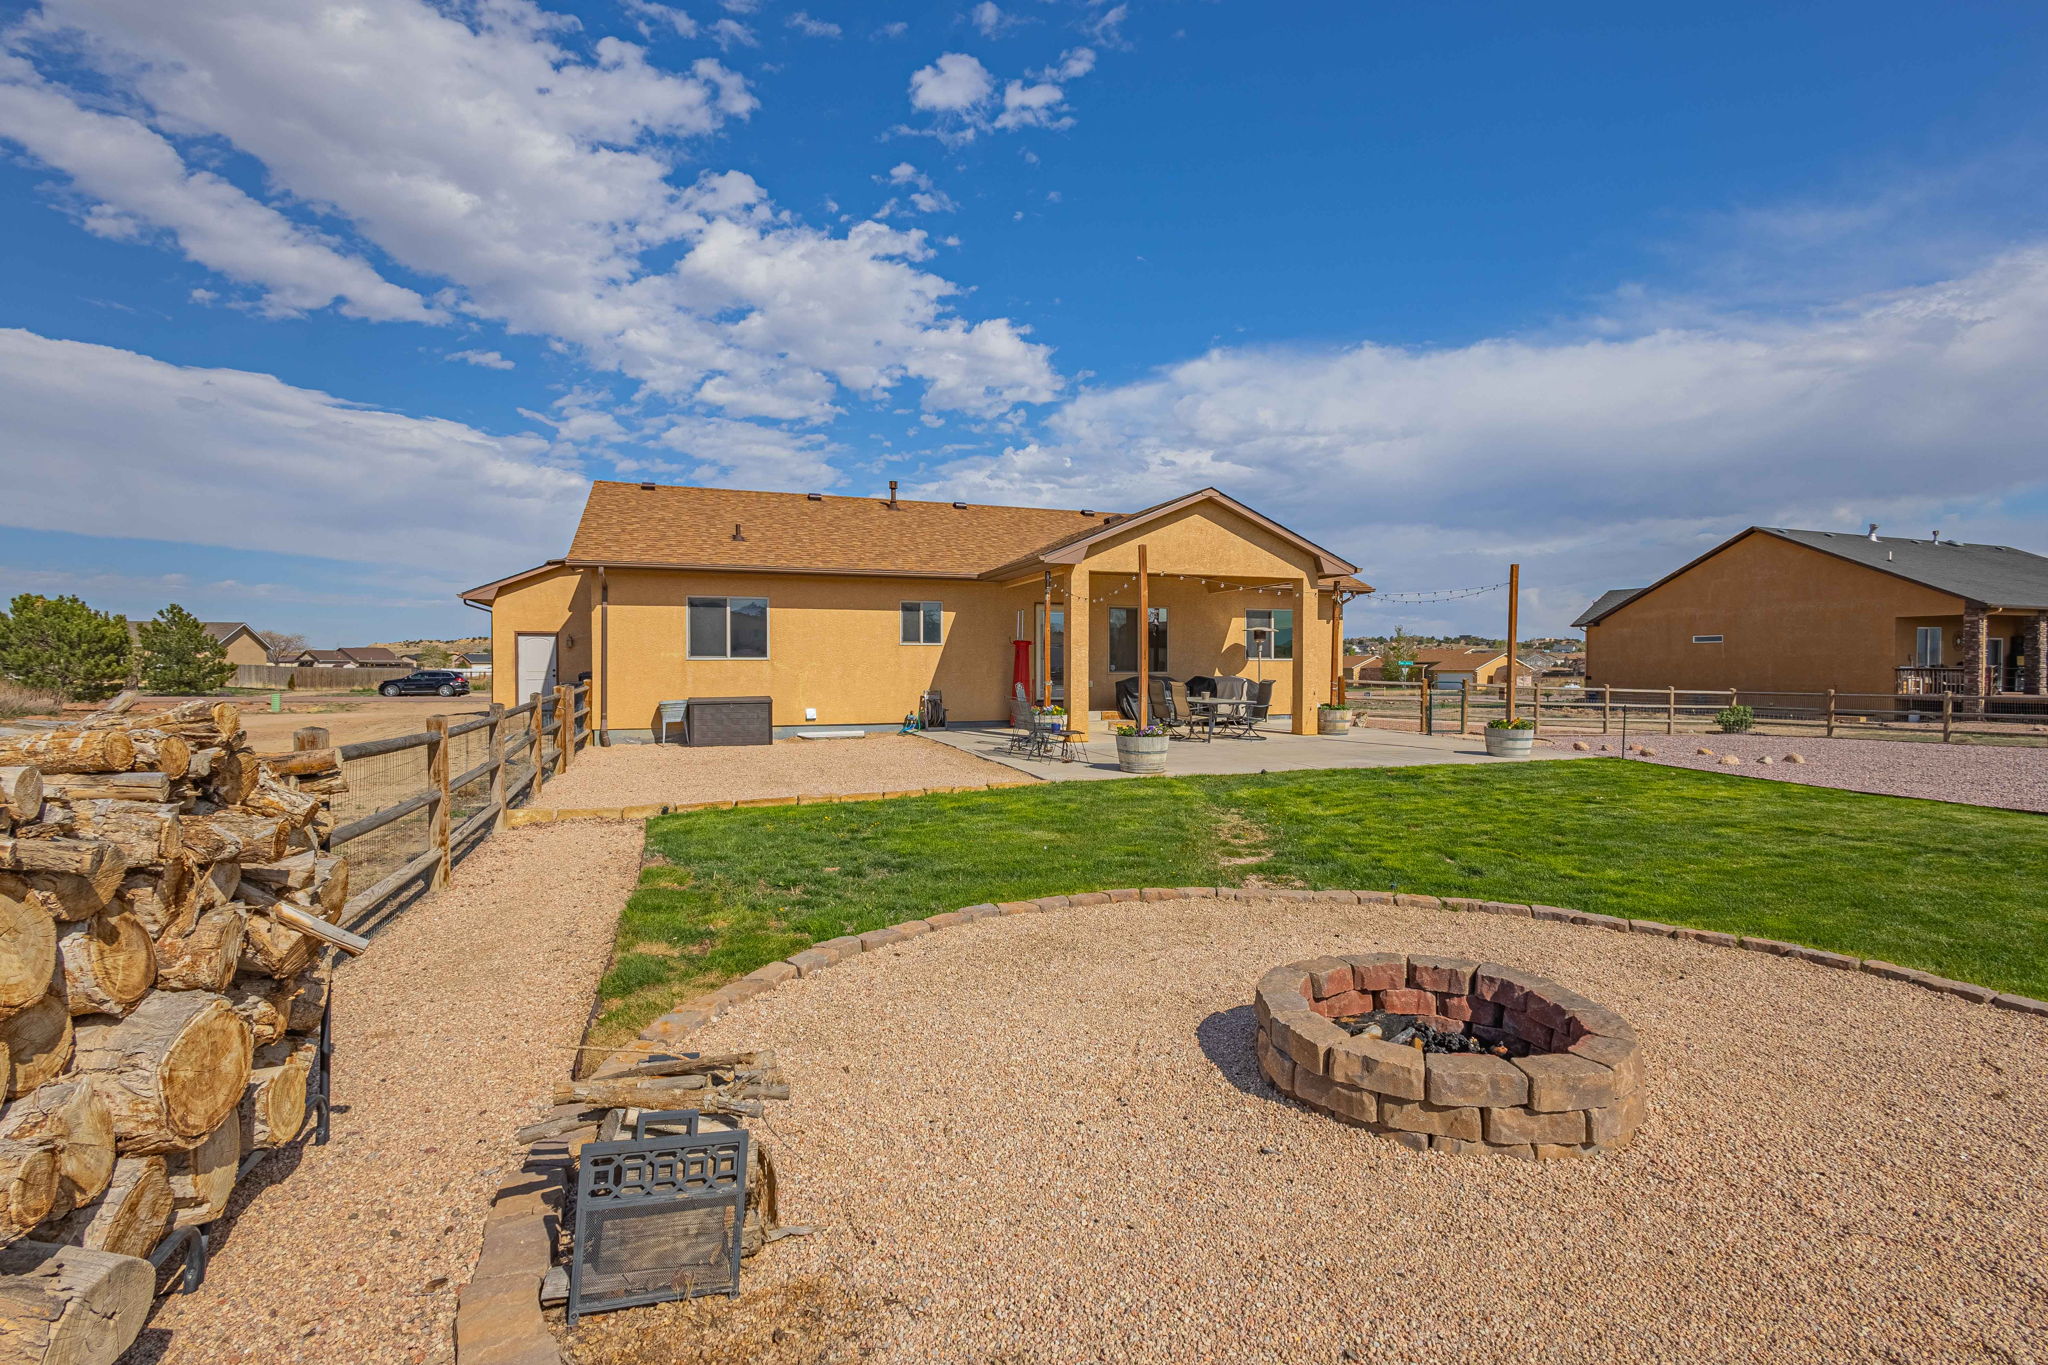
[1112,722,1170,773]
[1317,702,1352,735]
[1484,716,1536,758]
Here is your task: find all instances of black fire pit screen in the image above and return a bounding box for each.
[568,1109,749,1323]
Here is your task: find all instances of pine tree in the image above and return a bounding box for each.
[136,604,235,695]
[0,594,133,701]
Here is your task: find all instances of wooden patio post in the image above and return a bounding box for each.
[1329,590,1344,706]
[426,715,451,890]
[1505,563,1520,723]
[1040,570,1053,708]
[1136,544,1150,727]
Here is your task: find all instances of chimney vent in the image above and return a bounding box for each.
[887,480,899,509]
[807,492,823,501]
[1867,523,1880,541]
[731,523,746,542]
[952,501,968,510]
[638,482,656,491]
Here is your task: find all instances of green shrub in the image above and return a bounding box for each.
[0,594,132,701]
[1487,717,1535,730]
[137,603,235,695]
[1715,704,1756,734]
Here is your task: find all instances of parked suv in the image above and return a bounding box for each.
[379,670,471,697]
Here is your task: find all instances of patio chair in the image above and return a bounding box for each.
[1146,676,1195,739]
[1006,685,1036,755]
[1217,680,1273,739]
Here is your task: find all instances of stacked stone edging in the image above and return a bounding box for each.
[610,887,2048,1068]
[1255,954,1641,1158]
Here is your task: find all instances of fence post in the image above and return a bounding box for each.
[1417,682,1427,735]
[1942,691,1953,743]
[1667,686,1677,735]
[555,683,573,774]
[426,715,451,890]
[1459,687,1468,735]
[528,693,546,788]
[1601,690,1610,735]
[1531,682,1542,734]
[1825,689,1836,739]
[488,702,508,830]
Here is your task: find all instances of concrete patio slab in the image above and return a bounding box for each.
[919,720,1594,780]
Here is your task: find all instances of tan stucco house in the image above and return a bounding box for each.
[460,482,1368,740]
[199,622,271,667]
[1576,526,2048,698]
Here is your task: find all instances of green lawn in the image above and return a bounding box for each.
[597,759,2046,1037]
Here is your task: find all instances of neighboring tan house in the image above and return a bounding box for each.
[459,481,1369,740]
[1403,647,1535,689]
[1340,652,1383,683]
[1575,526,2048,698]
[199,622,271,667]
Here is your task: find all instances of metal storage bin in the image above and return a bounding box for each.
[684,695,772,747]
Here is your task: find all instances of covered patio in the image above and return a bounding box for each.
[921,718,1594,780]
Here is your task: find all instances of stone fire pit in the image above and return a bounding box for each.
[1253,952,1643,1158]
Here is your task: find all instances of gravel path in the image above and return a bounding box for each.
[652,896,2048,1365]
[125,822,643,1365]
[1628,733,2048,813]
[535,734,1028,809]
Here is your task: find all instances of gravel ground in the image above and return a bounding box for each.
[534,734,1028,808]
[656,896,2048,1365]
[124,822,643,1365]
[1622,733,2048,813]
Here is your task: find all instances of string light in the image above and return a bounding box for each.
[1351,582,1509,606]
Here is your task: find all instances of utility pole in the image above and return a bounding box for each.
[1505,563,1521,724]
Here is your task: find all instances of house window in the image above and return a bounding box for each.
[901,601,943,645]
[1246,609,1293,660]
[1108,607,1168,673]
[1691,635,1724,644]
[1914,626,1942,667]
[687,597,768,659]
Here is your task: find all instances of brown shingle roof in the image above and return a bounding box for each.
[567,482,1122,577]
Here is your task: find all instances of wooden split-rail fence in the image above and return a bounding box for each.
[311,682,591,929]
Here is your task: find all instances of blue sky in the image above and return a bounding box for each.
[4,0,2048,644]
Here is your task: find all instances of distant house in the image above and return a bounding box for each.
[1404,647,1534,689]
[1575,526,2048,697]
[292,647,405,668]
[1340,652,1383,682]
[199,622,272,667]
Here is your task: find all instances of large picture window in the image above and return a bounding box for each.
[901,601,943,645]
[1245,608,1293,660]
[1108,607,1168,673]
[688,596,768,659]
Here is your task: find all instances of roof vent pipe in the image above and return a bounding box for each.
[1931,529,1940,542]
[888,480,899,508]
[732,523,746,541]
[1868,523,1880,541]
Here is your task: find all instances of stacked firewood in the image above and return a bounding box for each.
[0,698,348,1364]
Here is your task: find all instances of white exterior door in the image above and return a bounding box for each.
[516,633,559,701]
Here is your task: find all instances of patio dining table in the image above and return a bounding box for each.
[1182,695,1249,741]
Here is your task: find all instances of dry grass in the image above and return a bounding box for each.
[561,1273,876,1365]
[0,680,63,720]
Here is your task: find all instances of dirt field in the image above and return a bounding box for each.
[638,895,2048,1365]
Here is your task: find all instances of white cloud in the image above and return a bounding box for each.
[0,56,437,323]
[970,3,1019,38]
[786,12,842,38]
[618,0,697,37]
[904,44,1096,142]
[709,17,757,48]
[913,249,2048,629]
[873,21,909,39]
[8,0,1059,420]
[1083,3,1127,46]
[875,162,957,216]
[448,348,515,369]
[0,328,583,575]
[643,414,843,487]
[908,52,993,112]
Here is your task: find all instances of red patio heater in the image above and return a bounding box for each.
[1011,639,1034,706]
